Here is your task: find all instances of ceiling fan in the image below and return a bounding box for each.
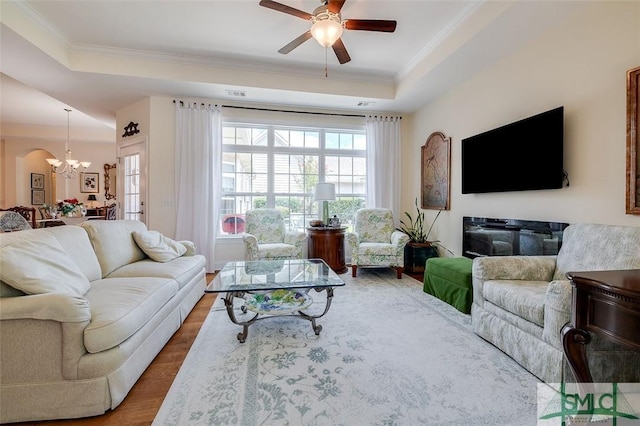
[259,0,397,65]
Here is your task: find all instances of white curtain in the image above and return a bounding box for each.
[175,103,222,273]
[365,115,402,216]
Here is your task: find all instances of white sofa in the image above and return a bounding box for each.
[0,220,207,423]
[472,223,640,384]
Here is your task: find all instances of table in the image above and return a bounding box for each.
[206,259,345,342]
[37,216,103,227]
[306,226,347,274]
[561,269,640,382]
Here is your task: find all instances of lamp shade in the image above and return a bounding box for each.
[315,183,335,201]
[311,19,343,47]
[87,195,97,201]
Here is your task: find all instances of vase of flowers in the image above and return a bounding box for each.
[57,198,83,217]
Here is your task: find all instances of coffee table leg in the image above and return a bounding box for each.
[223,292,259,343]
[298,287,334,335]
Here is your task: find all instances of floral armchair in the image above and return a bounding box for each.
[346,208,410,279]
[242,208,306,261]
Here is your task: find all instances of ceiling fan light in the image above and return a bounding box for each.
[311,19,343,47]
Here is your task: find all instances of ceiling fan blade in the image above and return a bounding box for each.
[332,38,351,64]
[344,19,397,33]
[278,31,313,54]
[259,0,313,20]
[327,0,346,14]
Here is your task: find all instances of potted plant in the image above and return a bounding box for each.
[397,198,448,274]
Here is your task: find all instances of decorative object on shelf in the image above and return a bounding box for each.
[104,163,117,200]
[57,198,83,217]
[329,215,340,227]
[122,121,140,137]
[46,109,91,179]
[80,172,99,193]
[421,131,451,210]
[397,198,450,274]
[30,173,44,189]
[31,190,45,205]
[315,182,335,226]
[309,219,323,227]
[626,66,640,214]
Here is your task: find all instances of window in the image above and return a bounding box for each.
[220,123,366,235]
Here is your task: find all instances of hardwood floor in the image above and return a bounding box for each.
[13,274,217,426]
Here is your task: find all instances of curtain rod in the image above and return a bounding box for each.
[172,100,400,119]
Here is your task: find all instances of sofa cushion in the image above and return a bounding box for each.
[106,255,206,290]
[132,230,187,262]
[0,281,25,297]
[483,280,547,327]
[44,225,102,282]
[83,277,179,353]
[0,231,90,296]
[81,220,148,277]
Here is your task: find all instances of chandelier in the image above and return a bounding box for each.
[46,109,91,179]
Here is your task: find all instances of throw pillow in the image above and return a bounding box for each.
[0,233,91,296]
[132,230,187,262]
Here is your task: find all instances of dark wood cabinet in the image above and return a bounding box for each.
[561,269,640,382]
[306,227,347,274]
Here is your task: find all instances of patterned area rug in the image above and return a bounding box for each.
[153,269,540,425]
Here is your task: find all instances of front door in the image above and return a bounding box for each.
[119,136,147,225]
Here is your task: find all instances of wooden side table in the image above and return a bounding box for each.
[561,269,640,382]
[306,227,347,274]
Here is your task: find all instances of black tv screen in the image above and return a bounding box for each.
[461,106,564,194]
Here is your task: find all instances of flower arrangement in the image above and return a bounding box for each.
[57,198,83,216]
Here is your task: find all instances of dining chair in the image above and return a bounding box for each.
[0,211,33,232]
[0,206,36,229]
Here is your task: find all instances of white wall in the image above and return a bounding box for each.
[404,1,640,257]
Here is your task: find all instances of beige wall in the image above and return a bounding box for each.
[1,134,116,208]
[404,1,640,256]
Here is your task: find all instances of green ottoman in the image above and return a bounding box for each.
[423,257,473,314]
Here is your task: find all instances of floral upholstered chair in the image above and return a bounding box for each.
[242,208,306,261]
[347,208,410,279]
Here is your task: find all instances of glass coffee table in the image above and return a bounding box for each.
[206,259,345,342]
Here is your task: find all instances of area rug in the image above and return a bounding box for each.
[153,269,540,426]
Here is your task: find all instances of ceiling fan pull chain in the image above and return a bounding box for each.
[325,47,328,78]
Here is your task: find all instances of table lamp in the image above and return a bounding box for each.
[315,183,335,226]
[87,194,97,208]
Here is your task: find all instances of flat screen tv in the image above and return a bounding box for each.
[461,106,564,194]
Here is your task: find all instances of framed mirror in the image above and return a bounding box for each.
[626,66,640,214]
[104,163,117,200]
